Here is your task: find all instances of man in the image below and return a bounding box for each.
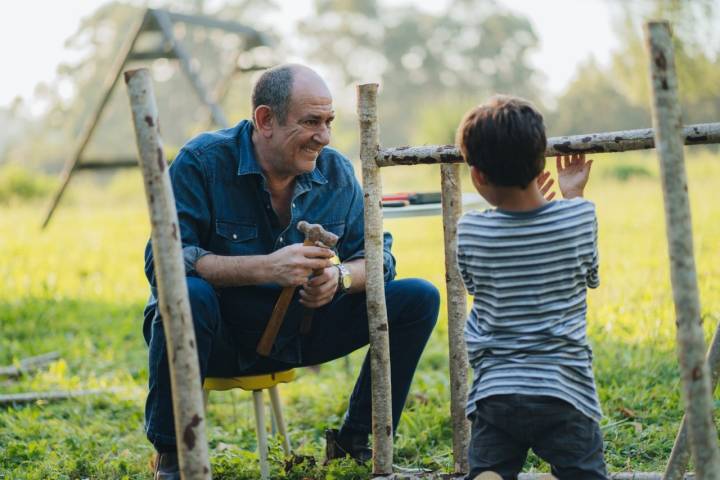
[144,64,440,479]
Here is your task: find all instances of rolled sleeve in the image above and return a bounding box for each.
[183,245,212,276]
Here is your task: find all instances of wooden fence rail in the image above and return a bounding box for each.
[376,122,720,167]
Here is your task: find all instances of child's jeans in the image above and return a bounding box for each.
[467,394,607,480]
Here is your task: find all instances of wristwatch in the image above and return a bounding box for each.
[335,263,352,294]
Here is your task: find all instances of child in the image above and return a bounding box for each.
[455,95,607,480]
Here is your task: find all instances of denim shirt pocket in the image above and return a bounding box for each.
[214,219,259,255]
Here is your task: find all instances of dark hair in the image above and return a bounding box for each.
[456,95,546,188]
[251,65,294,125]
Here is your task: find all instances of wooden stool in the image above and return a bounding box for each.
[203,369,295,480]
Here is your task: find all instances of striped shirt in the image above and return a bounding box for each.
[457,198,602,421]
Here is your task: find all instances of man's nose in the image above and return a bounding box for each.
[313,124,331,146]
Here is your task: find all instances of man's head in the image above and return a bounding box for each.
[251,64,335,178]
[456,95,546,190]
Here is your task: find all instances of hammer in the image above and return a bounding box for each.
[256,221,338,356]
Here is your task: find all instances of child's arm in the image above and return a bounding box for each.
[557,153,593,199]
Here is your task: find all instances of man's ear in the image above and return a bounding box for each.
[253,106,274,137]
[470,166,488,188]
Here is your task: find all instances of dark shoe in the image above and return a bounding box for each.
[153,451,180,480]
[324,428,372,464]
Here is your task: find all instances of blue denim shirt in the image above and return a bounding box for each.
[143,120,396,370]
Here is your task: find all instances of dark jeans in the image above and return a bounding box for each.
[467,394,607,480]
[144,276,440,448]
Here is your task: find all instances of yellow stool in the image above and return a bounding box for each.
[203,370,296,480]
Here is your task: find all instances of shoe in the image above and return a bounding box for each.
[153,451,180,480]
[324,428,372,464]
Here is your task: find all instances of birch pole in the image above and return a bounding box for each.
[440,163,470,474]
[374,122,720,167]
[358,83,394,475]
[665,325,720,479]
[125,68,211,480]
[645,21,720,480]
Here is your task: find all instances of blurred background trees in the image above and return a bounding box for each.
[0,0,718,181]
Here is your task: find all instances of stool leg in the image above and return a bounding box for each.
[253,390,269,480]
[269,385,291,455]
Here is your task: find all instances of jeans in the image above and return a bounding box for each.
[144,276,440,448]
[467,394,607,480]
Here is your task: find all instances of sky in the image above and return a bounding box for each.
[0,0,618,111]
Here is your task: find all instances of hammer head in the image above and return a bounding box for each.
[297,221,339,248]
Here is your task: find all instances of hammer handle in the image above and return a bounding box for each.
[256,285,296,356]
[299,265,325,335]
[256,239,315,356]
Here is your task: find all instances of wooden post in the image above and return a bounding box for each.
[358,83,394,475]
[440,163,470,474]
[665,324,720,479]
[645,21,720,480]
[124,68,211,480]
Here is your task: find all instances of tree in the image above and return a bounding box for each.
[300,0,542,146]
[550,0,720,136]
[5,0,280,171]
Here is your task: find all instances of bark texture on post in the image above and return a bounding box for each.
[358,83,394,475]
[125,68,211,480]
[664,324,720,480]
[440,163,470,475]
[374,122,720,167]
[645,21,720,480]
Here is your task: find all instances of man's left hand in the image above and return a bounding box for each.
[299,266,339,308]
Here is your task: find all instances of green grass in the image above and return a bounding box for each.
[1,150,719,478]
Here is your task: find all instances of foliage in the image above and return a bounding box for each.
[0,164,56,204]
[2,151,720,477]
[549,0,720,136]
[300,0,542,147]
[2,0,280,172]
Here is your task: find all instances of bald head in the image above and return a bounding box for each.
[251,64,331,125]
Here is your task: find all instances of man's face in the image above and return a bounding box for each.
[270,76,335,177]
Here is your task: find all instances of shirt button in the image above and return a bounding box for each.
[232,234,237,240]
[292,203,296,208]
[279,236,283,243]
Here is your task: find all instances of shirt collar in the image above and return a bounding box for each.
[236,120,328,186]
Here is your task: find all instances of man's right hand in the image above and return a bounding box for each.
[266,243,334,287]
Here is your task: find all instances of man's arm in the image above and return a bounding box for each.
[196,244,334,288]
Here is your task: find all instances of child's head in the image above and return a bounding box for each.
[456,95,546,189]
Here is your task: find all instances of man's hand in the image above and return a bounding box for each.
[299,265,339,308]
[557,153,593,199]
[266,244,334,287]
[536,170,556,201]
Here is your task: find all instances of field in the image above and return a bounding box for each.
[1,150,719,479]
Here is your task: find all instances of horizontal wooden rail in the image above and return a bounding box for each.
[377,122,720,167]
[75,159,140,170]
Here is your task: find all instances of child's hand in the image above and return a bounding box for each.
[536,170,556,201]
[557,153,593,199]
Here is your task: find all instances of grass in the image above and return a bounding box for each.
[1,150,719,478]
